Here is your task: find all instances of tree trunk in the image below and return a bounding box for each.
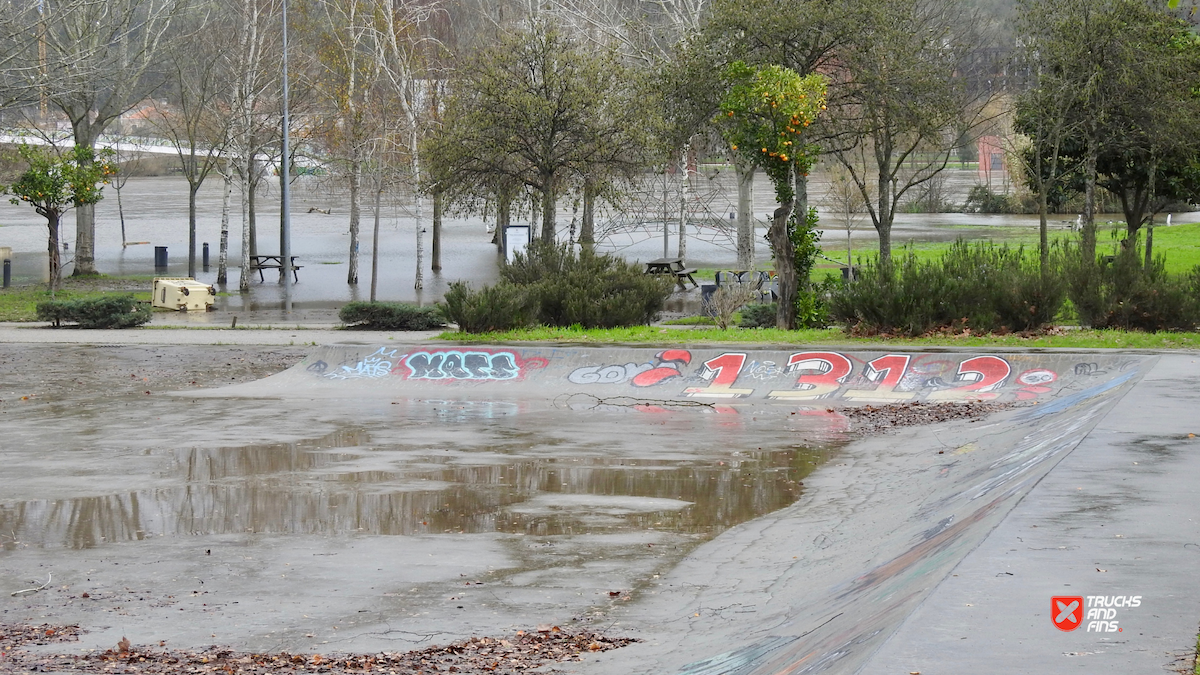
[496,196,511,251]
[218,172,231,285]
[47,212,61,296]
[677,148,688,259]
[347,159,361,284]
[248,180,259,260]
[1081,135,1098,264]
[769,198,797,330]
[239,160,252,292]
[795,171,810,294]
[117,181,127,248]
[1144,214,1154,272]
[71,123,100,276]
[735,161,755,270]
[874,136,896,267]
[188,181,199,278]
[370,183,382,301]
[72,204,95,276]
[432,190,443,271]
[540,174,556,244]
[580,181,595,254]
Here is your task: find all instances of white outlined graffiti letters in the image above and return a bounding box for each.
[326,347,398,380]
[568,363,655,385]
[401,350,523,380]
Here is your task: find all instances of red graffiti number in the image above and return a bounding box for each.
[768,351,854,400]
[684,352,754,398]
[928,356,1011,401]
[844,354,915,402]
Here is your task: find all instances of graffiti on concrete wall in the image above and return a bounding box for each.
[397,349,548,381]
[316,348,547,381]
[566,349,692,387]
[567,350,1066,402]
[324,347,401,380]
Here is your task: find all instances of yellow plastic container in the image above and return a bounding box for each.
[152,277,216,311]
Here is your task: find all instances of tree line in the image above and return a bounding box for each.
[1,0,1198,328]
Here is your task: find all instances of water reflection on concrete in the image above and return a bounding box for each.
[0,402,840,552]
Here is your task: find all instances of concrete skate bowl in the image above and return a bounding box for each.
[212,345,1152,674]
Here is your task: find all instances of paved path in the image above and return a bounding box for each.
[0,322,444,345]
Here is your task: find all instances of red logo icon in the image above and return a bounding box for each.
[1052,596,1084,631]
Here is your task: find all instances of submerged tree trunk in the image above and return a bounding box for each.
[116,180,128,248]
[432,190,442,271]
[239,159,252,292]
[735,161,755,270]
[188,180,200,278]
[218,171,232,285]
[370,183,382,301]
[248,180,258,260]
[347,159,361,284]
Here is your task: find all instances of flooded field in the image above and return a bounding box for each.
[4,168,1190,310]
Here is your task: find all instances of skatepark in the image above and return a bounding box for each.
[2,336,1198,673]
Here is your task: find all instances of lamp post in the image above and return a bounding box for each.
[279,0,293,313]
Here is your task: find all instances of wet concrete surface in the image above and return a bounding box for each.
[2,342,1196,675]
[859,354,1200,674]
[0,344,842,656]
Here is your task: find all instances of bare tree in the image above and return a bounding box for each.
[18,0,183,275]
[825,0,997,265]
[220,0,282,291]
[153,4,230,277]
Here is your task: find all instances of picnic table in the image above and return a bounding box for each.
[644,257,698,289]
[249,255,302,282]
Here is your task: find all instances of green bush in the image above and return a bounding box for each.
[1066,247,1200,331]
[36,295,152,328]
[739,303,777,328]
[440,281,537,333]
[339,301,445,330]
[502,242,674,329]
[441,242,673,333]
[829,241,1065,336]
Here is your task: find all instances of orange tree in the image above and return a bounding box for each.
[4,144,114,294]
[716,61,827,329]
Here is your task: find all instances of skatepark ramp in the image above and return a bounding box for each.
[218,343,1144,408]
[211,343,1155,674]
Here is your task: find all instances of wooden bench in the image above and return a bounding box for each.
[249,255,302,282]
[645,257,698,289]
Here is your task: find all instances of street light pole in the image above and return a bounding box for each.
[279,0,293,313]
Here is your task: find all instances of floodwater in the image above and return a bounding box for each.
[0,362,844,651]
[3,169,1194,310]
[0,400,837,550]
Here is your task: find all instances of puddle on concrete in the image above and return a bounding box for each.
[0,400,842,551]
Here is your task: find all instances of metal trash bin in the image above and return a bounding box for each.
[152,277,216,311]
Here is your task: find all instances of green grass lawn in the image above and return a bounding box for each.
[818,219,1200,275]
[438,325,1200,349]
[0,284,152,322]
